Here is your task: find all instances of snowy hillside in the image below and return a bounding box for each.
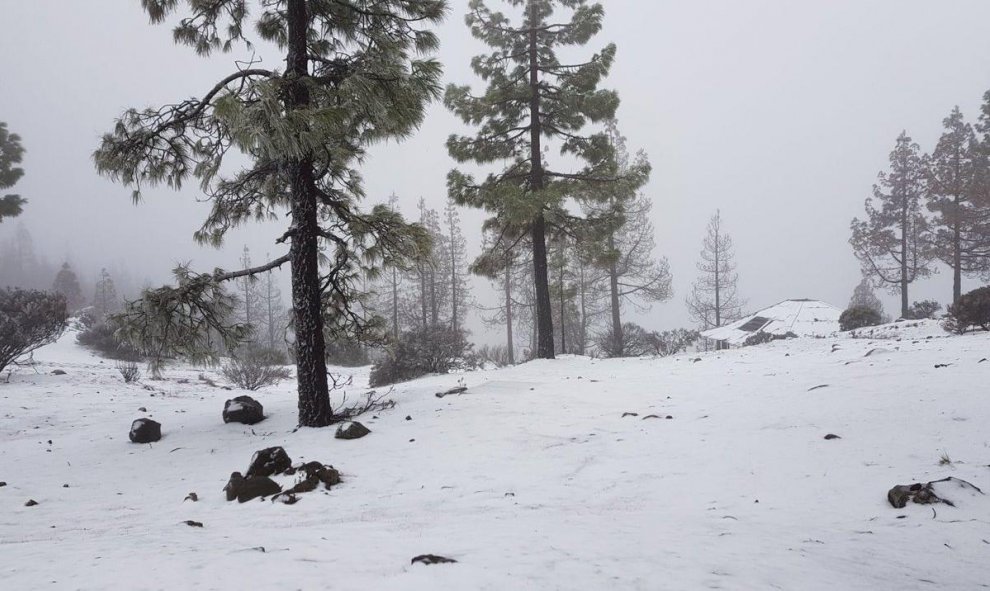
[1,323,989,590]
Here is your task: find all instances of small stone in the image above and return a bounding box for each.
[184,492,198,502]
[666,415,673,420]
[51,369,66,376]
[62,484,69,488]
[621,412,638,418]
[335,421,371,440]
[405,415,412,421]
[824,433,841,440]
[183,520,203,527]
[223,395,265,425]
[129,418,162,443]
[138,407,147,412]
[25,499,38,507]
[0,482,6,487]
[411,554,457,565]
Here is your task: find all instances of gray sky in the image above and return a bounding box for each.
[3,0,990,338]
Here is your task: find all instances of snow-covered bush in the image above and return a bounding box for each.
[943,287,990,334]
[369,325,468,387]
[905,300,941,320]
[115,360,141,383]
[0,288,68,372]
[839,306,882,331]
[222,346,292,390]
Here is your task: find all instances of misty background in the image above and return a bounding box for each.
[3,0,990,342]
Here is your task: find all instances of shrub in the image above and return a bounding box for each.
[0,289,68,372]
[743,330,797,347]
[77,322,142,361]
[369,325,469,387]
[839,306,882,331]
[596,324,700,358]
[905,300,941,320]
[943,287,990,334]
[471,344,513,368]
[116,360,141,383]
[221,346,292,390]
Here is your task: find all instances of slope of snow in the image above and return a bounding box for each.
[1,327,989,590]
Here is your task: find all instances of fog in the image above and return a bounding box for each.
[3,0,990,340]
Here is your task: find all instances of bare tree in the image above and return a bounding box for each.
[687,211,742,345]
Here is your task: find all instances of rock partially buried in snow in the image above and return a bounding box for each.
[335,421,371,440]
[224,471,282,503]
[887,477,984,509]
[411,554,457,565]
[24,499,38,507]
[51,369,66,375]
[129,418,162,443]
[824,433,841,440]
[246,447,292,478]
[223,395,265,425]
[435,386,468,398]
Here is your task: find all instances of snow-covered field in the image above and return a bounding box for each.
[2,322,988,590]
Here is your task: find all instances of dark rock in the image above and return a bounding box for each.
[824,434,841,440]
[0,481,6,487]
[411,554,457,565]
[51,369,66,375]
[223,395,265,425]
[138,407,147,412]
[335,421,371,440]
[184,492,198,502]
[25,499,38,507]
[62,484,69,488]
[183,520,203,527]
[246,447,291,478]
[129,418,162,443]
[435,386,468,398]
[405,415,412,421]
[666,415,673,420]
[621,412,638,418]
[223,471,282,503]
[642,415,661,420]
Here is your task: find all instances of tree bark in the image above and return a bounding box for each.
[286,0,332,427]
[607,235,622,355]
[528,3,554,360]
[900,205,909,318]
[504,255,514,364]
[953,194,962,304]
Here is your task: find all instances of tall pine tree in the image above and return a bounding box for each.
[446,0,624,359]
[687,211,742,344]
[925,107,990,304]
[851,132,933,318]
[94,0,445,426]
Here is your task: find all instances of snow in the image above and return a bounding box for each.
[2,325,989,590]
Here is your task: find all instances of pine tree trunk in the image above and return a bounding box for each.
[504,259,514,364]
[607,234,622,355]
[953,195,962,304]
[900,208,909,318]
[450,225,458,334]
[391,268,399,339]
[528,6,554,360]
[286,0,332,427]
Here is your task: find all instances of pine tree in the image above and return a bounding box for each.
[0,122,26,222]
[925,107,990,304]
[851,132,934,318]
[443,198,471,335]
[92,268,120,319]
[687,211,742,342]
[446,0,628,360]
[94,0,444,427]
[474,227,529,364]
[848,276,884,315]
[584,123,670,356]
[53,262,85,313]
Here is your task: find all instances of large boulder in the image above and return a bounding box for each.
[246,447,292,478]
[223,395,265,425]
[223,472,282,503]
[335,421,371,440]
[129,418,162,443]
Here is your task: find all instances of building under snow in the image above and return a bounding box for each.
[701,299,842,347]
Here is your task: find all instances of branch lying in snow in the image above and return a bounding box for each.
[333,388,396,422]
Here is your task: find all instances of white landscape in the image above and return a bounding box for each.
[2,321,988,591]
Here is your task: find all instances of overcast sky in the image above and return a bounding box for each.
[3,0,990,339]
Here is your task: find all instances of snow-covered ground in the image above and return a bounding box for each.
[2,321,988,590]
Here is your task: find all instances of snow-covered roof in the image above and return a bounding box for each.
[701,299,841,345]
